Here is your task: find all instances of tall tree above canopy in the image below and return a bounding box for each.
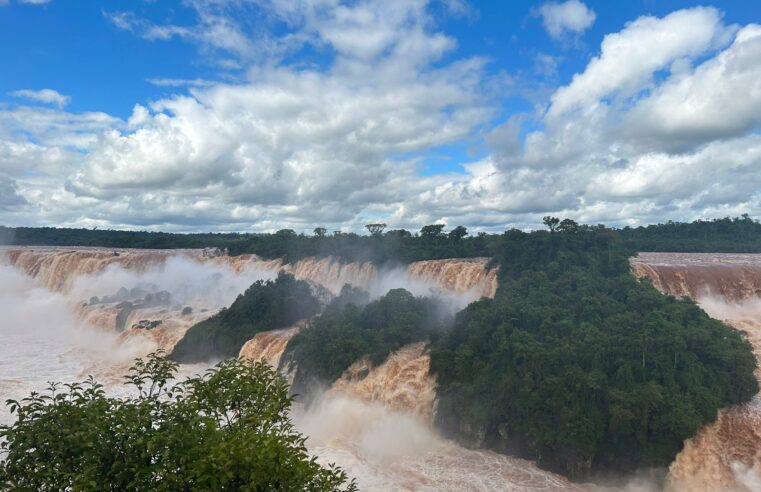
[542,216,560,232]
[449,225,468,241]
[420,224,445,238]
[365,223,387,236]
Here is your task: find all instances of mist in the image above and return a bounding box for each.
[368,264,486,313]
[0,253,274,425]
[69,256,278,309]
[293,392,595,492]
[730,463,761,492]
[0,265,145,424]
[697,295,761,327]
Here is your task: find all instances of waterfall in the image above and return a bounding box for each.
[239,325,302,368]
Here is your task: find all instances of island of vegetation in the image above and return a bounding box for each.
[171,272,320,363]
[430,224,758,478]
[284,286,447,385]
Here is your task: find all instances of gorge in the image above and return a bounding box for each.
[2,246,584,491]
[2,244,761,491]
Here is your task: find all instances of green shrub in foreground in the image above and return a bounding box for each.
[0,352,356,492]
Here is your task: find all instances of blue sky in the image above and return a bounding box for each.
[1,0,761,232]
[5,1,760,118]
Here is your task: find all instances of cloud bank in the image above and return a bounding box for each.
[1,2,760,232]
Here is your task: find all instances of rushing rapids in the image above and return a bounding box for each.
[279,255,498,303]
[328,342,437,421]
[633,253,761,491]
[296,343,601,491]
[0,246,500,395]
[632,253,761,302]
[0,246,190,293]
[406,258,498,299]
[283,257,377,294]
[242,334,438,421]
[0,246,499,398]
[297,394,596,492]
[79,301,218,350]
[6,246,761,490]
[248,337,437,424]
[239,336,617,490]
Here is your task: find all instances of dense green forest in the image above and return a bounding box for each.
[5,215,761,263]
[0,353,355,491]
[284,286,448,384]
[170,272,320,363]
[429,226,759,479]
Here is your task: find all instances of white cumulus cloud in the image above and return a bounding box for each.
[548,7,730,120]
[538,0,596,40]
[477,7,761,228]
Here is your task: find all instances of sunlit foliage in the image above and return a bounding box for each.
[0,353,356,491]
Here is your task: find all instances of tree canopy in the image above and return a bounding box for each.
[284,287,448,384]
[430,226,758,479]
[364,223,386,236]
[0,353,355,491]
[619,215,761,252]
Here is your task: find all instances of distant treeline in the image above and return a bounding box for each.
[2,215,761,262]
[0,224,492,263]
[619,214,761,252]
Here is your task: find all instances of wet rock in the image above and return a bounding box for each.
[133,319,162,330]
[156,290,171,305]
[115,301,134,332]
[116,287,129,300]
